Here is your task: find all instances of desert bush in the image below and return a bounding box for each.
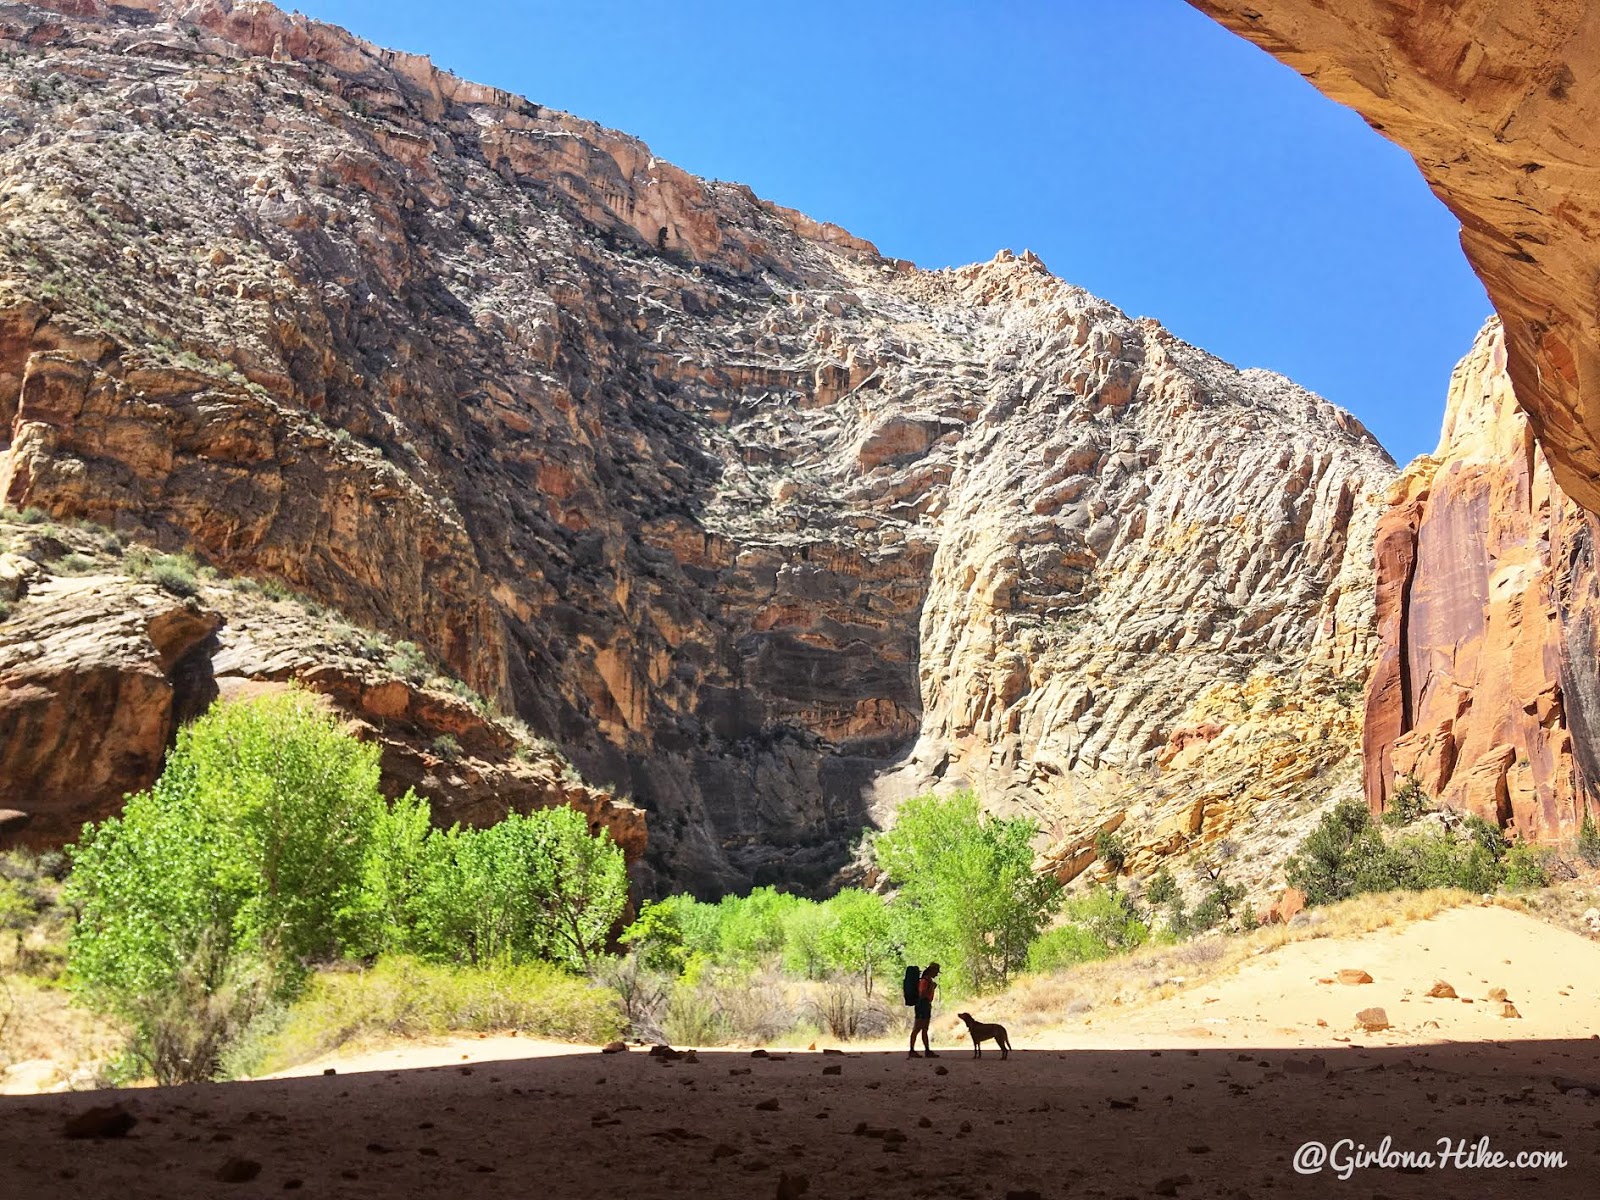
[1286,797,1389,904]
[1145,866,1179,908]
[808,977,891,1041]
[1288,797,1510,907]
[53,552,96,574]
[1093,829,1128,872]
[594,952,671,1040]
[1578,809,1600,869]
[661,973,731,1046]
[1381,774,1429,827]
[386,640,431,683]
[1188,876,1248,932]
[1503,842,1553,891]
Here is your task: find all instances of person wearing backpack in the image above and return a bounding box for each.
[905,962,941,1058]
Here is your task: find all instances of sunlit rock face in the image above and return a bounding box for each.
[1187,1,1600,517]
[0,0,1392,893]
[1363,320,1599,841]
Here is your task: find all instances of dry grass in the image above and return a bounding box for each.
[226,956,625,1079]
[0,976,121,1089]
[981,888,1478,1039]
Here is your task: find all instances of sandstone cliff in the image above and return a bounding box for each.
[0,512,645,857]
[0,0,1394,893]
[1186,1,1600,515]
[1363,319,1599,840]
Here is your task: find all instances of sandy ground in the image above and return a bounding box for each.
[4,904,1598,1199]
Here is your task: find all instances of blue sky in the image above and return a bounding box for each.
[293,0,1491,465]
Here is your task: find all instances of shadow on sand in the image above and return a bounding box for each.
[3,1038,1597,1199]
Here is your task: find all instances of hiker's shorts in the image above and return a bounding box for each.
[913,1000,932,1021]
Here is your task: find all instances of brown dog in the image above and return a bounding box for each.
[956,1012,1011,1059]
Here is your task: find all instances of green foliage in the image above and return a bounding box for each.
[386,640,431,684]
[1381,774,1429,827]
[1578,810,1600,869]
[814,888,894,996]
[67,691,387,1082]
[403,808,627,971]
[54,552,96,574]
[429,733,461,760]
[1189,876,1247,932]
[224,956,622,1078]
[1288,797,1511,908]
[1285,798,1383,905]
[872,791,1061,993]
[1503,842,1553,891]
[1145,866,1178,908]
[1093,829,1128,872]
[1026,886,1149,971]
[123,549,202,597]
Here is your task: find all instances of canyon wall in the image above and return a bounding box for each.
[0,0,1394,893]
[1363,319,1599,838]
[1187,1,1600,516]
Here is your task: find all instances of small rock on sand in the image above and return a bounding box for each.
[601,1041,628,1054]
[1337,969,1374,985]
[1426,981,1457,998]
[1356,1007,1391,1032]
[215,1158,262,1183]
[62,1105,136,1140]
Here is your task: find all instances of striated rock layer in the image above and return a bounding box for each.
[1363,319,1599,839]
[1186,1,1600,516]
[0,0,1394,893]
[0,516,645,857]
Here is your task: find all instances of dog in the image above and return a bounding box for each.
[956,1012,1011,1059]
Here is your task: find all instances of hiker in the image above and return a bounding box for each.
[907,962,940,1058]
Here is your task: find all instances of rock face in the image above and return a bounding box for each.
[1362,319,1598,839]
[0,515,644,856]
[1187,1,1600,515]
[0,0,1393,893]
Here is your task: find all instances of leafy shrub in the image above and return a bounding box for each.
[1288,797,1509,907]
[1026,886,1149,972]
[872,792,1061,993]
[1381,774,1429,827]
[386,640,431,683]
[1189,876,1248,932]
[403,807,628,971]
[68,691,390,1082]
[1145,867,1178,908]
[1578,810,1600,869]
[1285,798,1384,905]
[814,888,895,996]
[429,733,461,760]
[1094,829,1128,872]
[1503,842,1553,891]
[18,507,48,525]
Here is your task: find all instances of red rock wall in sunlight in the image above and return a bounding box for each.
[1363,320,1598,840]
